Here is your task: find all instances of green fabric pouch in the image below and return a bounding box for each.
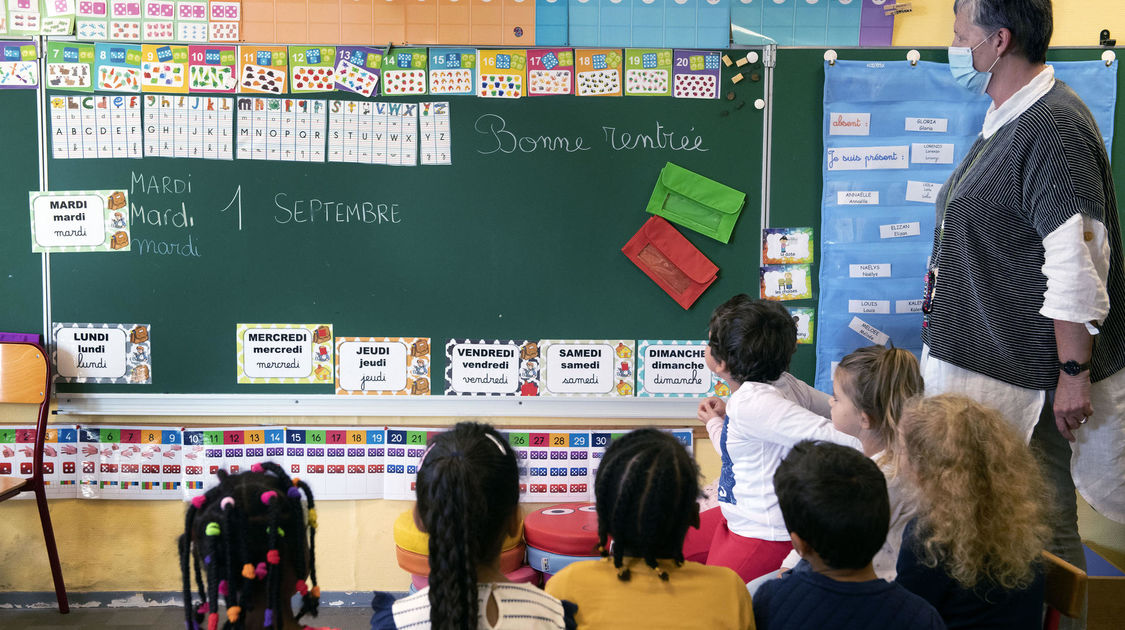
[644,162,746,244]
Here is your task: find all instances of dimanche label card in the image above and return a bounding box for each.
[445,339,541,396]
[29,189,131,253]
[539,340,635,397]
[636,340,715,397]
[335,337,431,396]
[53,322,151,384]
[236,324,334,384]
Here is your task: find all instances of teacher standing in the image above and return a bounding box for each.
[921,0,1125,587]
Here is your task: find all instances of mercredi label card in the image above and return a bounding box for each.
[289,45,336,93]
[238,45,287,95]
[381,47,427,95]
[46,41,95,92]
[477,49,526,99]
[539,339,635,397]
[140,44,188,93]
[624,49,671,97]
[236,324,334,384]
[187,44,236,93]
[336,337,432,396]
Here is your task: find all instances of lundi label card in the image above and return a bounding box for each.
[236,324,333,384]
[336,337,431,395]
[540,340,635,397]
[53,322,151,384]
[445,339,541,396]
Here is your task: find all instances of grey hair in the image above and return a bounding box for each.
[953,0,1053,64]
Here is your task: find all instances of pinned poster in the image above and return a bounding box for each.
[623,48,671,97]
[29,190,131,253]
[760,264,813,301]
[334,45,382,97]
[0,42,38,89]
[539,339,635,397]
[636,340,714,397]
[762,227,813,265]
[238,45,287,94]
[52,323,151,384]
[527,48,573,96]
[789,306,815,344]
[187,44,236,92]
[444,339,541,396]
[77,425,181,498]
[381,47,427,95]
[477,48,525,98]
[574,48,621,96]
[428,47,476,96]
[335,337,432,396]
[140,44,187,92]
[383,427,434,500]
[672,49,720,99]
[236,324,334,384]
[45,41,95,92]
[0,425,80,499]
[289,45,336,93]
[94,42,141,92]
[503,430,592,503]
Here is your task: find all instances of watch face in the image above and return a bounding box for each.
[1061,361,1088,376]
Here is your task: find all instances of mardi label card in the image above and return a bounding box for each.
[187,45,236,92]
[428,48,475,96]
[526,48,573,96]
[539,339,635,397]
[636,340,715,397]
[236,324,334,384]
[762,227,814,265]
[282,426,385,500]
[575,49,621,97]
[334,45,382,97]
[53,322,151,384]
[445,339,541,396]
[624,49,672,97]
[673,49,721,99]
[502,430,592,503]
[29,189,131,253]
[760,265,813,301]
[381,47,427,95]
[0,42,38,89]
[140,44,187,92]
[289,46,336,93]
[238,45,287,94]
[94,42,141,92]
[335,337,431,396]
[789,307,815,345]
[46,42,95,92]
[383,427,435,500]
[477,49,526,99]
[0,425,80,499]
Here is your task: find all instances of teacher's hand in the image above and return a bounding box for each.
[1054,372,1094,442]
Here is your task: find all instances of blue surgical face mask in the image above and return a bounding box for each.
[948,31,1000,94]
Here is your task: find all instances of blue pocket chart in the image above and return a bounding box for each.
[663,0,697,47]
[569,0,600,45]
[632,0,664,46]
[793,0,828,45]
[537,0,570,45]
[600,0,631,45]
[695,0,729,49]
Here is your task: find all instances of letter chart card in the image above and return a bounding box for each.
[574,49,621,97]
[526,48,573,96]
[381,47,427,95]
[0,42,39,89]
[238,45,287,94]
[30,190,132,253]
[283,427,386,500]
[762,227,814,265]
[140,44,188,93]
[624,49,672,97]
[236,324,334,384]
[334,46,383,97]
[45,41,94,92]
[477,49,526,98]
[636,340,715,397]
[445,339,541,396]
[539,340,635,397]
[0,425,80,499]
[94,42,141,92]
[672,50,720,100]
[78,425,182,499]
[187,44,236,93]
[503,430,592,502]
[336,337,432,396]
[428,48,476,96]
[383,428,436,500]
[760,265,813,301]
[419,101,451,166]
[789,307,815,345]
[53,323,152,384]
[289,46,337,94]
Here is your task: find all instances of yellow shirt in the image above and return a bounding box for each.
[545,557,755,630]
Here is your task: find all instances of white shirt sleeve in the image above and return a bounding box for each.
[770,372,832,418]
[728,384,862,450]
[1040,213,1111,334]
[706,416,724,454]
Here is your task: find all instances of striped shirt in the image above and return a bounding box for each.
[923,81,1125,389]
[379,582,569,630]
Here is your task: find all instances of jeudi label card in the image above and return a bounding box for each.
[53,322,151,384]
[539,340,635,397]
[636,340,715,397]
[444,339,541,396]
[236,324,334,384]
[335,337,432,395]
[29,189,131,253]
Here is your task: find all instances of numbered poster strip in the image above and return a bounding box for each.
[180,428,210,499]
[590,428,693,479]
[444,339,541,396]
[503,430,591,503]
[78,425,180,499]
[636,340,714,398]
[762,227,814,265]
[335,337,431,396]
[789,307,816,345]
[383,427,435,500]
[0,425,79,499]
[539,339,635,397]
[53,322,151,384]
[29,189,131,253]
[236,323,333,384]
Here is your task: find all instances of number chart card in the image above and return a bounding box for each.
[187,44,236,92]
[289,45,336,93]
[94,42,141,92]
[45,42,95,92]
[180,428,210,498]
[207,0,239,41]
[133,426,182,496]
[140,44,187,92]
[175,0,207,42]
[672,50,721,100]
[575,49,621,97]
[624,49,671,97]
[539,339,635,397]
[236,324,334,384]
[141,0,174,40]
[238,45,287,94]
[77,425,177,498]
[504,430,591,503]
[52,322,150,383]
[0,425,79,499]
[636,340,715,397]
[419,101,451,166]
[428,48,475,96]
[762,227,814,265]
[334,45,382,97]
[77,3,110,40]
[383,427,434,500]
[30,191,132,253]
[0,42,39,89]
[108,0,142,42]
[282,427,379,500]
[590,428,693,478]
[336,337,431,396]
[336,428,386,499]
[381,47,427,95]
[5,0,42,36]
[760,264,813,301]
[477,49,525,99]
[235,97,328,162]
[202,426,284,476]
[444,339,541,396]
[526,48,573,96]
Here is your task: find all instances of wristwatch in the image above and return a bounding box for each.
[1059,360,1091,376]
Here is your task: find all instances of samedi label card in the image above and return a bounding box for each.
[539,340,635,397]
[760,265,813,301]
[762,227,814,265]
[236,324,334,384]
[29,189,130,253]
[636,340,715,397]
[336,337,431,396]
[445,339,541,396]
[53,322,151,384]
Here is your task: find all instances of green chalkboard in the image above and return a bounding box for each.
[43,62,767,395]
[1,90,43,336]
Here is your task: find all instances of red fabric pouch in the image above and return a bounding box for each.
[622,216,719,310]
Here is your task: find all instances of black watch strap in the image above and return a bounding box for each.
[1059,360,1091,376]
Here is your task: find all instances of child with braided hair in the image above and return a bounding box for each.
[370,422,575,630]
[179,461,333,630]
[545,428,755,630]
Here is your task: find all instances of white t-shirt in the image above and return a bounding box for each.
[391,582,568,630]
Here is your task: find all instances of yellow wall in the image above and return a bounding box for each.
[893,0,1125,48]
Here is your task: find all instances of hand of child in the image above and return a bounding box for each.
[697,397,726,423]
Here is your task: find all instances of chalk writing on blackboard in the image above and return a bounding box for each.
[474,113,591,155]
[602,123,709,152]
[273,193,403,225]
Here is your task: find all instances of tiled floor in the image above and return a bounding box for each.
[0,606,372,629]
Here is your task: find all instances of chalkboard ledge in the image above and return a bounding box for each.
[54,394,701,419]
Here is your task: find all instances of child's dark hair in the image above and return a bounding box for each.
[415,422,519,630]
[707,294,797,384]
[594,428,700,582]
[774,440,888,571]
[179,462,319,630]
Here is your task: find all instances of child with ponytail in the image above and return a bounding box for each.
[179,461,331,630]
[370,422,574,630]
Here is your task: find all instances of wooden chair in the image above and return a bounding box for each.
[1043,550,1086,630]
[0,339,68,613]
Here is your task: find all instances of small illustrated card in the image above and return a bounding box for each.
[333,45,382,97]
[419,101,451,166]
[0,42,39,89]
[539,340,635,397]
[94,43,142,92]
[176,0,206,22]
[381,47,427,95]
[636,340,715,397]
[526,48,573,96]
[236,324,334,384]
[140,44,188,92]
[39,0,75,34]
[109,18,142,41]
[238,45,287,94]
[762,227,814,265]
[289,46,336,93]
[502,430,592,502]
[672,50,721,99]
[575,49,622,97]
[187,45,235,92]
[445,339,541,396]
[624,49,672,97]
[0,425,80,499]
[45,42,95,92]
[335,337,431,396]
[52,323,151,384]
[140,0,174,40]
[428,48,475,96]
[29,189,131,253]
[788,307,815,345]
[477,49,525,99]
[6,0,42,36]
[760,264,813,301]
[383,427,435,500]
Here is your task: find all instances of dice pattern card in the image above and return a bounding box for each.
[238,45,287,94]
[207,18,237,42]
[334,46,382,97]
[143,94,233,159]
[0,425,80,499]
[78,425,182,499]
[325,100,417,166]
[180,428,209,498]
[187,44,236,92]
[289,46,336,93]
[477,49,525,98]
[539,339,635,397]
[283,428,370,500]
[6,0,41,35]
[78,18,109,39]
[141,44,187,92]
[176,0,205,22]
[381,48,427,95]
[0,43,38,89]
[383,427,434,500]
[141,0,174,40]
[672,49,720,100]
[419,101,450,166]
[624,49,672,97]
[40,0,75,33]
[428,48,475,96]
[575,49,622,97]
[335,337,431,396]
[526,48,573,96]
[50,94,143,159]
[504,430,591,503]
[94,42,142,92]
[109,18,141,41]
[46,42,95,92]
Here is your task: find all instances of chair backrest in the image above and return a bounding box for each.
[1043,550,1088,619]
[0,343,49,404]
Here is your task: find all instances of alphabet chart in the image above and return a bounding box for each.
[418,101,451,166]
[78,425,183,499]
[326,99,417,166]
[0,425,79,499]
[142,94,233,159]
[235,96,327,162]
[50,94,143,159]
